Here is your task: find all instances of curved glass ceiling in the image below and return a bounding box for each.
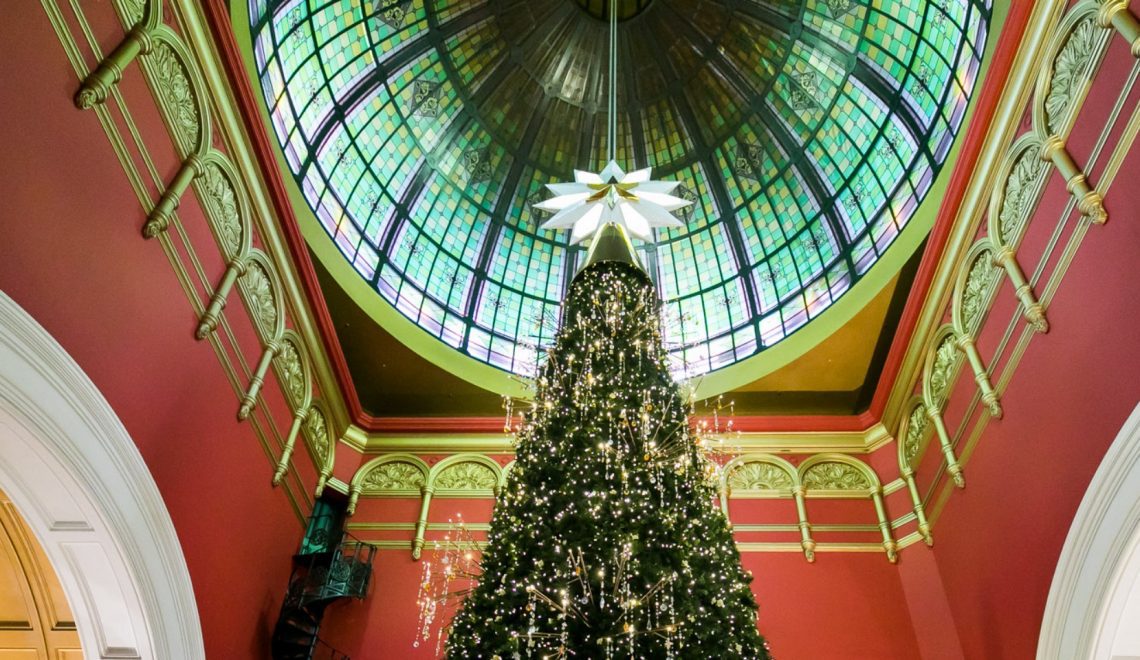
[249,0,990,379]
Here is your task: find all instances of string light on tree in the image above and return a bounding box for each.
[424,0,771,656]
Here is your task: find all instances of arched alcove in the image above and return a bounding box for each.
[0,292,203,659]
[1038,402,1140,659]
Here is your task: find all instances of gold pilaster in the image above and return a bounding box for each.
[992,247,1050,332]
[74,26,152,108]
[871,488,899,563]
[196,258,247,339]
[272,411,305,486]
[957,335,1003,418]
[927,408,966,488]
[792,486,815,563]
[142,154,203,238]
[346,484,361,516]
[412,486,436,561]
[901,468,933,546]
[238,340,279,421]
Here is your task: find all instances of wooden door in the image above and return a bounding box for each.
[0,490,81,659]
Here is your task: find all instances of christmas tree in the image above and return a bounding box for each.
[445,225,770,658]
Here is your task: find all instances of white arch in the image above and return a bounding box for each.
[0,292,203,659]
[1038,401,1140,659]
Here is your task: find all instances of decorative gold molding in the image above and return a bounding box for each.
[1033,2,1112,224]
[922,36,1140,533]
[361,423,892,455]
[40,0,332,526]
[896,397,934,546]
[1097,0,1140,57]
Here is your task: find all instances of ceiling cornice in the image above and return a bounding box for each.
[359,421,892,455]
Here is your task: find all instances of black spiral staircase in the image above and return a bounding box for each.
[271,501,377,659]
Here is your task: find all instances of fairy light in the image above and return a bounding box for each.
[414,256,770,657]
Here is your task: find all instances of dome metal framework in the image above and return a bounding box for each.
[249,0,991,379]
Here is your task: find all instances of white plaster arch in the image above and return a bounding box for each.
[1038,402,1140,660]
[0,292,204,659]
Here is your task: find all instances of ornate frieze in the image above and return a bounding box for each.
[1045,16,1099,136]
[997,149,1047,246]
[276,339,305,409]
[802,462,871,491]
[244,262,278,337]
[960,249,998,331]
[727,462,793,491]
[363,462,426,492]
[904,403,929,467]
[200,163,242,258]
[435,462,497,490]
[304,407,329,468]
[147,41,200,154]
[928,335,959,406]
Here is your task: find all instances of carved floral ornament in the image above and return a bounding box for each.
[726,462,794,492]
[801,462,872,491]
[199,162,243,258]
[1044,15,1101,137]
[435,462,498,490]
[243,260,278,337]
[996,146,1048,247]
[120,0,144,23]
[145,39,200,156]
[959,247,999,332]
[276,339,306,409]
[928,334,960,405]
[303,406,329,467]
[363,462,426,492]
[904,403,930,467]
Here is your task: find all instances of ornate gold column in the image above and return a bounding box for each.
[900,467,934,546]
[1099,0,1140,56]
[1039,137,1107,224]
[927,408,966,488]
[197,258,247,338]
[271,409,306,486]
[238,340,280,421]
[74,26,152,108]
[143,154,203,238]
[871,488,899,563]
[412,486,436,560]
[957,334,1003,418]
[792,486,815,563]
[992,247,1050,333]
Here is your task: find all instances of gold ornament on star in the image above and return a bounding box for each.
[535,160,693,244]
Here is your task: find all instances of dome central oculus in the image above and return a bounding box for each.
[573,0,655,22]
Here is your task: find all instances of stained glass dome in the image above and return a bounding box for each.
[247,0,991,381]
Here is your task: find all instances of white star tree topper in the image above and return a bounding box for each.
[535,160,693,244]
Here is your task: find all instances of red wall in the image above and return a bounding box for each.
[0,3,311,657]
[4,1,1138,659]
[319,545,922,659]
